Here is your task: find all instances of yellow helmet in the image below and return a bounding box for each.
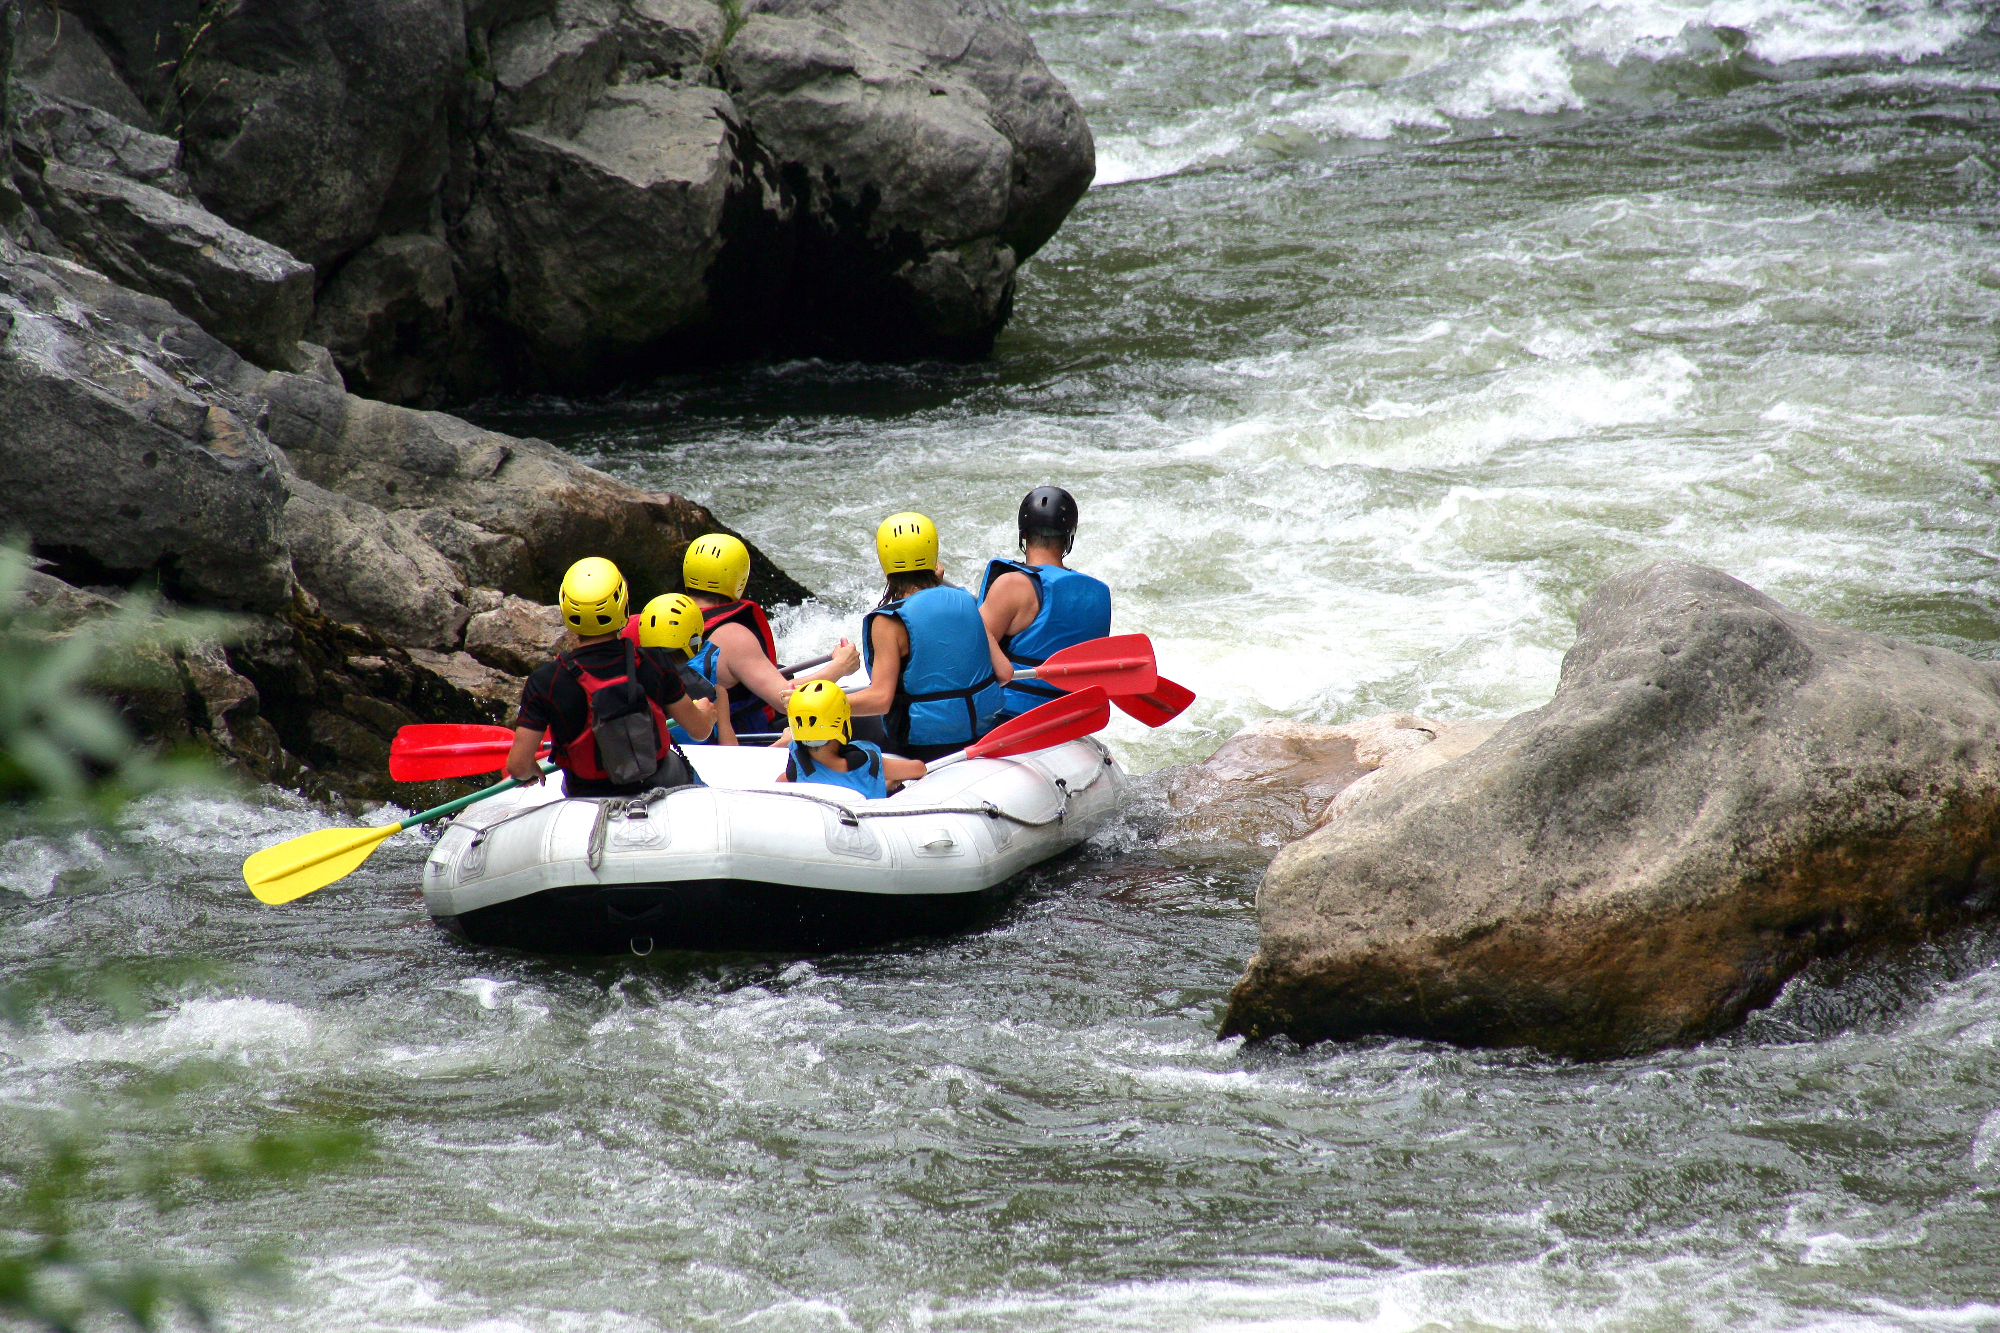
[787,679,852,744]
[876,512,938,574]
[558,556,628,634]
[684,533,751,599]
[637,593,705,657]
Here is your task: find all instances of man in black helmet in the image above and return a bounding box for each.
[978,486,1113,721]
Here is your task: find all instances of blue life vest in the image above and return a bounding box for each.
[979,559,1112,713]
[862,585,1004,750]
[668,662,719,746]
[785,739,888,799]
[690,640,780,735]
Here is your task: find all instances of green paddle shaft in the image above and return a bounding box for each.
[398,762,558,831]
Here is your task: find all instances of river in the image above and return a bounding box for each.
[5,0,2000,1326]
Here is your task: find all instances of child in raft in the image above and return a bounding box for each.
[626,593,736,745]
[774,680,926,797]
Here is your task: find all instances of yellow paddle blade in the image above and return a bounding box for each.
[243,823,400,905]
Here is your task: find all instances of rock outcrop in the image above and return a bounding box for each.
[0,223,807,800]
[27,0,1092,402]
[0,241,297,612]
[1160,715,1501,851]
[1222,563,2000,1059]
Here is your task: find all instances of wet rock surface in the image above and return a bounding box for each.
[27,0,1091,401]
[1161,715,1498,851]
[1222,562,2000,1059]
[0,230,796,801]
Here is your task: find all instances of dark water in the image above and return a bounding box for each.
[7,0,2000,1326]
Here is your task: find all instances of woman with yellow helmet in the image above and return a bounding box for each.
[844,512,1013,761]
[774,680,927,797]
[680,533,860,736]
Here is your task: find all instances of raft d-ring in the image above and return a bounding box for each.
[629,935,654,957]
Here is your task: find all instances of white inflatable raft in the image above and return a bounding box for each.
[420,737,1126,953]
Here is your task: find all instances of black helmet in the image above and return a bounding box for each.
[1017,485,1079,553]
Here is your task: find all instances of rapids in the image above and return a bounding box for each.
[5,0,2000,1326]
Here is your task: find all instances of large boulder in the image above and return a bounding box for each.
[152,0,467,270]
[17,159,315,367]
[252,368,813,607]
[1160,715,1500,851]
[1222,562,2000,1059]
[720,0,1093,354]
[282,476,473,650]
[7,79,318,370]
[0,239,297,612]
[43,0,1091,401]
[476,80,751,383]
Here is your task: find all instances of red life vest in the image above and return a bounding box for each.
[554,643,671,782]
[700,598,777,663]
[698,598,781,733]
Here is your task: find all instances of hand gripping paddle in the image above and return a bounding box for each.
[243,763,558,905]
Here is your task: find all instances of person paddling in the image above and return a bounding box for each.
[629,592,736,746]
[682,533,859,737]
[845,512,1011,761]
[504,558,714,796]
[775,680,926,796]
[979,485,1112,722]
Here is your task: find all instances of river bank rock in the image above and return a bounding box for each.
[33,0,1092,402]
[1222,562,2000,1059]
[0,214,806,801]
[1161,715,1501,851]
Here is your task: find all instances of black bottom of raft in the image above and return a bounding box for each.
[431,878,1017,955]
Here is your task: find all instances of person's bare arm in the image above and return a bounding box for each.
[666,693,712,741]
[711,622,796,714]
[844,616,906,717]
[504,726,546,784]
[882,755,926,783]
[987,628,1013,684]
[980,570,1039,641]
[713,684,736,745]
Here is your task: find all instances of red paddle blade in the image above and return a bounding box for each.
[1113,674,1196,727]
[967,687,1110,759]
[392,723,517,751]
[389,724,544,782]
[1029,634,1157,697]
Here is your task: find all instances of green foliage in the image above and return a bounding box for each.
[705,0,749,67]
[0,549,367,1328]
[0,545,228,819]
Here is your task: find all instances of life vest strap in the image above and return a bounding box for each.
[901,672,999,705]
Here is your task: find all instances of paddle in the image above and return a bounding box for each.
[925,686,1112,772]
[1013,634,1156,697]
[389,723,543,782]
[779,653,832,679]
[243,763,558,905]
[1112,674,1196,727]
